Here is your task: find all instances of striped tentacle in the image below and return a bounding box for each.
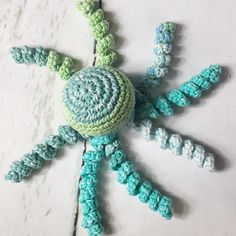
[145,22,176,87]
[77,0,117,66]
[137,64,222,119]
[79,150,104,236]
[135,119,215,171]
[5,125,83,183]
[11,46,74,80]
[90,135,173,220]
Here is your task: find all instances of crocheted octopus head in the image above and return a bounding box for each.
[62,66,135,136]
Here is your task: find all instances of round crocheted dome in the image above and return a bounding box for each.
[62,66,135,136]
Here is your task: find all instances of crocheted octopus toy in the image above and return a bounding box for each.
[6,1,222,235]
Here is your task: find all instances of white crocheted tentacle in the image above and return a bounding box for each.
[135,119,215,171]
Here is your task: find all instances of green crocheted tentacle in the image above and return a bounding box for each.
[77,0,117,66]
[137,64,222,119]
[11,46,75,80]
[90,135,173,220]
[79,150,104,236]
[5,126,83,183]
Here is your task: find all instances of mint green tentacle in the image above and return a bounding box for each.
[77,0,117,66]
[79,150,104,236]
[11,46,75,80]
[90,135,173,220]
[135,119,215,171]
[5,126,83,183]
[136,64,222,119]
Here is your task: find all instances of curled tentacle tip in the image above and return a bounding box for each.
[76,0,95,17]
[5,170,21,183]
[157,22,176,33]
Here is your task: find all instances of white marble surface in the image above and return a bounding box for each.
[0,0,236,236]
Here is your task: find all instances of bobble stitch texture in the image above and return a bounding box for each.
[136,119,215,171]
[137,65,222,119]
[11,46,48,66]
[11,46,74,80]
[77,0,117,66]
[145,22,175,87]
[92,135,173,220]
[79,150,104,236]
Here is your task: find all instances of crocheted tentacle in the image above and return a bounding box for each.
[137,64,222,120]
[5,125,83,183]
[135,119,215,171]
[11,46,74,80]
[76,0,117,66]
[144,22,176,87]
[90,135,173,220]
[79,150,104,236]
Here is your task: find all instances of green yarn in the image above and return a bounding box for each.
[11,46,74,80]
[96,51,118,66]
[77,0,118,66]
[47,50,61,71]
[63,66,135,136]
[58,57,74,80]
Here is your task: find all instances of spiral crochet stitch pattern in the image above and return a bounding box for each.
[5,1,224,236]
[63,66,135,136]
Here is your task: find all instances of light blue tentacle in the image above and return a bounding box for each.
[90,135,173,220]
[79,150,104,236]
[135,119,215,171]
[144,22,176,87]
[5,125,83,182]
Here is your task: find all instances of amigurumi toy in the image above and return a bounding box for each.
[6,0,222,235]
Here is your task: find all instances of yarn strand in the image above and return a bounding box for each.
[11,46,75,80]
[135,119,215,171]
[5,125,83,182]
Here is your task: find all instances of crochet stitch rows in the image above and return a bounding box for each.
[5,0,224,235]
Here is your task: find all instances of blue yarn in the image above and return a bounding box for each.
[5,125,83,182]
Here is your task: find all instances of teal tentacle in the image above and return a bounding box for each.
[11,46,75,80]
[90,135,173,220]
[11,46,48,66]
[136,64,222,119]
[79,150,105,236]
[77,0,117,66]
[135,119,215,171]
[5,125,83,183]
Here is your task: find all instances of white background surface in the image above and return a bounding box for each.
[0,0,236,236]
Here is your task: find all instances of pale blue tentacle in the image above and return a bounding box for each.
[135,119,215,171]
[5,125,83,182]
[144,22,176,87]
[90,135,173,220]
